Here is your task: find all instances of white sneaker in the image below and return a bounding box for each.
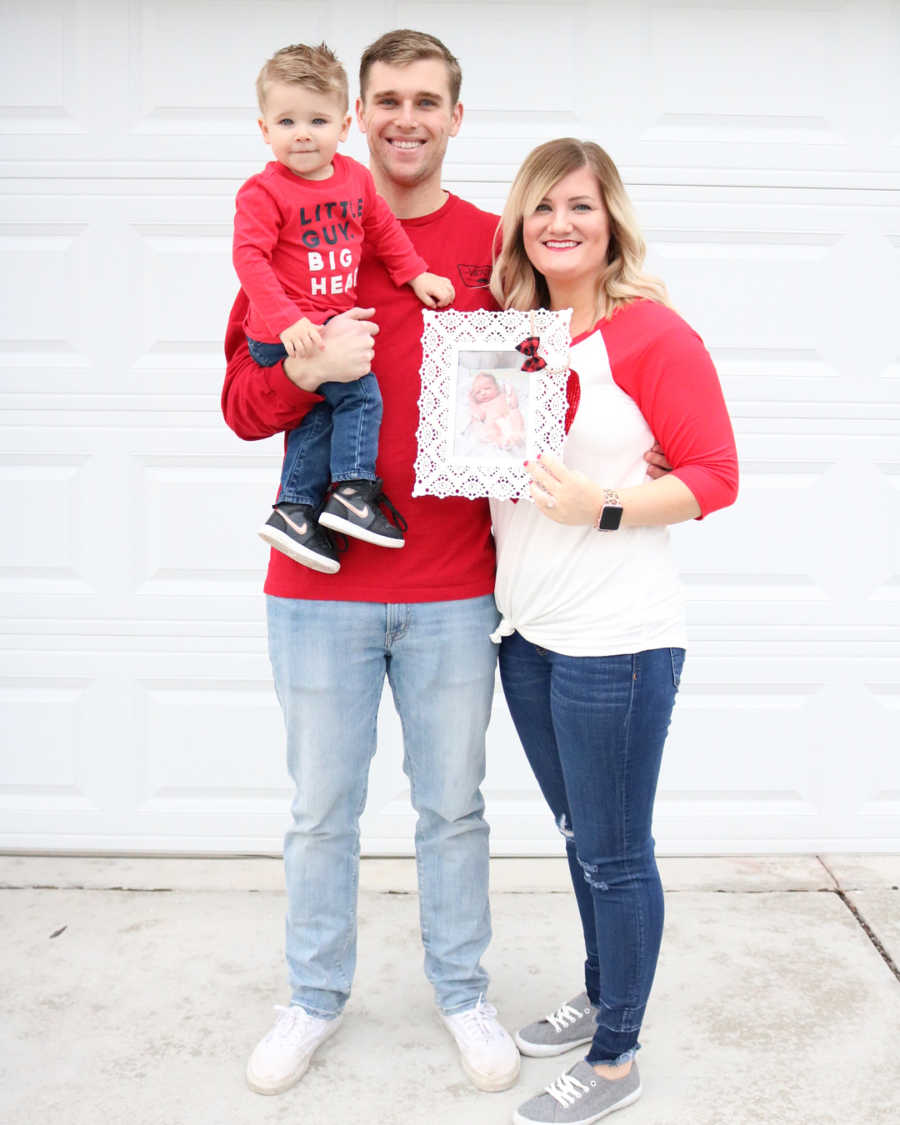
[440,995,521,1091]
[246,1004,343,1095]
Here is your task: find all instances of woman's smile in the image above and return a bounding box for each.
[523,165,610,286]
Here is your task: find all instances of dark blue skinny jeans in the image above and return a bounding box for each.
[248,337,381,509]
[499,633,685,1065]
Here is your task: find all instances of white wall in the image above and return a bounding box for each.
[1,0,898,853]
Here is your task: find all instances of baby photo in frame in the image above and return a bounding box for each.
[414,307,572,501]
[454,353,530,463]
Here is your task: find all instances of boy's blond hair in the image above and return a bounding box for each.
[256,42,349,114]
[359,29,462,105]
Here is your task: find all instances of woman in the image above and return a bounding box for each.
[489,139,738,1124]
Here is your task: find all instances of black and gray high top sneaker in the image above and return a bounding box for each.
[258,502,341,573]
[318,478,407,548]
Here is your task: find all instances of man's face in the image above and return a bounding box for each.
[356,58,463,189]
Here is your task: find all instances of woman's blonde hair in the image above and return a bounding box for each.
[490,138,669,319]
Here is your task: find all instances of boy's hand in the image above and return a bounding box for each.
[410,272,455,309]
[283,308,378,393]
[280,317,324,359]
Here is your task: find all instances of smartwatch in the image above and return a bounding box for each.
[595,488,623,531]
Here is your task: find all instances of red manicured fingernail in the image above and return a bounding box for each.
[523,460,529,467]
[536,452,542,460]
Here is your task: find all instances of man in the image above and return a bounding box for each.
[222,30,521,1096]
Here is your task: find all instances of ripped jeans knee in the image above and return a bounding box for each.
[574,843,657,895]
[555,812,576,841]
[578,857,610,892]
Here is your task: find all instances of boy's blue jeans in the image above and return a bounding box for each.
[248,337,381,508]
[498,633,685,1066]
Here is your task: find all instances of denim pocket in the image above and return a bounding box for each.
[670,647,686,689]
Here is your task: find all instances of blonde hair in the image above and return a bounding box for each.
[256,43,348,114]
[491,138,669,319]
[359,29,462,105]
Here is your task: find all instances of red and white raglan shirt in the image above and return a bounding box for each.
[232,153,428,342]
[222,192,501,603]
[491,299,739,656]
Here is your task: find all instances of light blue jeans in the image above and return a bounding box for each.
[266,593,500,1018]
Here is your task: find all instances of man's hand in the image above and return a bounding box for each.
[644,441,672,479]
[410,272,455,309]
[280,317,324,359]
[283,307,378,392]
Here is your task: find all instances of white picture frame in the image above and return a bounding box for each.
[413,307,572,501]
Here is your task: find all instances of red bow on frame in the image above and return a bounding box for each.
[515,336,546,372]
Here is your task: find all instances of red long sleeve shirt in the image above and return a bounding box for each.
[232,154,428,342]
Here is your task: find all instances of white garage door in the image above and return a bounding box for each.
[1,1,898,854]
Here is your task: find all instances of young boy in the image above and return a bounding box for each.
[233,43,454,573]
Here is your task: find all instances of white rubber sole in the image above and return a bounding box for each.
[512,1083,641,1124]
[245,1012,343,1096]
[514,1030,595,1057]
[258,525,340,574]
[439,1012,521,1092]
[458,1050,521,1093]
[318,510,405,548]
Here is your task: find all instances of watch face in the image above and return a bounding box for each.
[598,504,623,531]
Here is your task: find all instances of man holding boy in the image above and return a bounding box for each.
[222,30,519,1096]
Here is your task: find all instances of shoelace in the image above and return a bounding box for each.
[453,996,503,1043]
[546,1001,584,1033]
[372,488,409,533]
[267,1004,311,1043]
[324,528,350,555]
[546,1070,590,1108]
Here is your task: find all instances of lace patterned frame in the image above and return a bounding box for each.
[413,307,572,501]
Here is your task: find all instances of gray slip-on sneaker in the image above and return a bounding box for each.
[515,992,598,1057]
[513,1059,641,1124]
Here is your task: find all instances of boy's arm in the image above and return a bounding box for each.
[232,179,310,337]
[360,177,429,288]
[221,291,378,441]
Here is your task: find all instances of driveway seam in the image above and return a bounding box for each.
[833,888,900,985]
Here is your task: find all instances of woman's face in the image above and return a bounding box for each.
[521,166,610,290]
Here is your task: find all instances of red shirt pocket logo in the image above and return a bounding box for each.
[457,263,491,288]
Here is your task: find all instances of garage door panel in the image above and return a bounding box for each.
[131,454,278,598]
[0,676,94,807]
[0,222,90,367]
[0,0,82,135]
[0,425,280,620]
[0,452,93,594]
[654,655,900,849]
[134,676,287,809]
[132,0,331,128]
[0,190,236,394]
[857,685,900,819]
[659,678,824,814]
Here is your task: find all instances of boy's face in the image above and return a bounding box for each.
[258,82,351,181]
[356,58,462,190]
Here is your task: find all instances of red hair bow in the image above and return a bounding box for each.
[516,336,546,372]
